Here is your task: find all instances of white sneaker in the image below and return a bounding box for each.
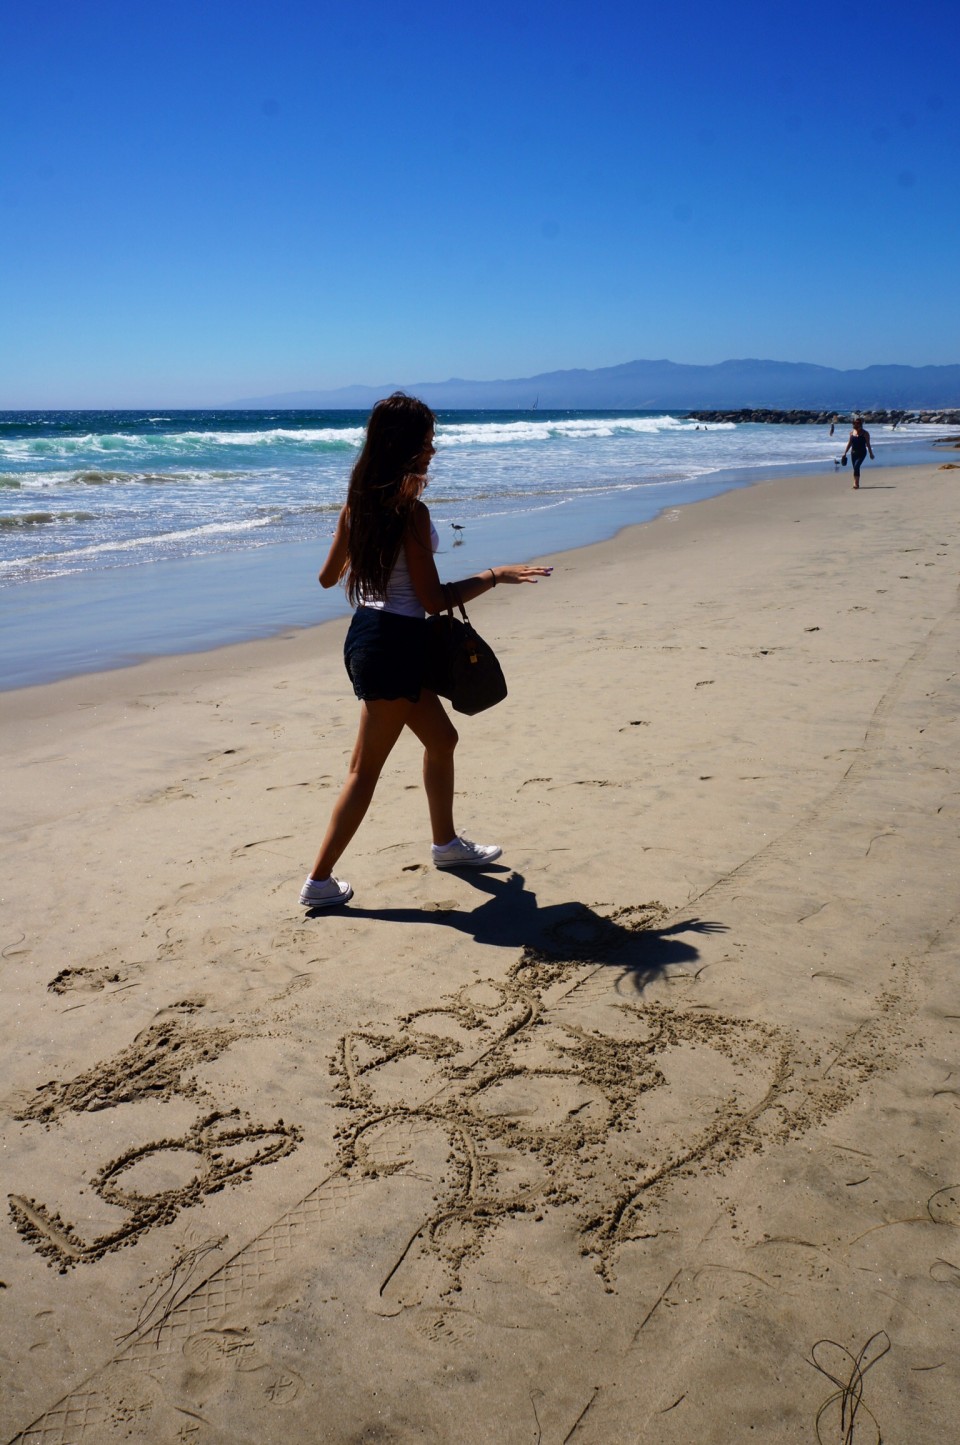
[299,876,353,908]
[431,836,502,869]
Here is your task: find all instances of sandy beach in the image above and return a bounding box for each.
[2,459,959,1442]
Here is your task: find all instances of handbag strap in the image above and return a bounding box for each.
[439,582,455,621]
[446,582,470,625]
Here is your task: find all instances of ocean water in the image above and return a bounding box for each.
[0,409,953,689]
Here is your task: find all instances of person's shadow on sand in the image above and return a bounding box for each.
[323,868,726,993]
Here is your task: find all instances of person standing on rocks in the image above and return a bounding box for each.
[842,416,874,489]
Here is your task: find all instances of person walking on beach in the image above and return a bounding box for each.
[842,416,874,489]
[299,392,552,909]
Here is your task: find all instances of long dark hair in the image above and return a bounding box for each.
[343,392,436,606]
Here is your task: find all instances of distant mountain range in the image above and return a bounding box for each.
[232,358,960,411]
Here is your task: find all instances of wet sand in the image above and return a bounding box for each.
[2,460,959,1442]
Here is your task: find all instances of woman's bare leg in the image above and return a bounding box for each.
[404,690,459,844]
[309,698,412,880]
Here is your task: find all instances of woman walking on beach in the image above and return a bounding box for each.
[300,393,551,909]
[842,416,874,489]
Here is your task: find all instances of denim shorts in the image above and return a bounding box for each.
[343,607,428,703]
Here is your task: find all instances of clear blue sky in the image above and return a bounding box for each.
[3,0,957,407]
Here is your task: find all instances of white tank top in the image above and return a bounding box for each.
[359,521,439,618]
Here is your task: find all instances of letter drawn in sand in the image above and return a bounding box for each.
[8,1018,302,1267]
[331,929,807,1298]
[9,1112,301,1268]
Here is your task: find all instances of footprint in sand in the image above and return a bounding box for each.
[47,965,128,995]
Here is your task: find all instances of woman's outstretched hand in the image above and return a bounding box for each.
[493,564,554,585]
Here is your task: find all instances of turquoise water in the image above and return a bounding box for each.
[0,409,952,689]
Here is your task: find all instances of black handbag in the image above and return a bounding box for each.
[424,584,507,715]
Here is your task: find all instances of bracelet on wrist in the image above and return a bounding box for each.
[488,567,496,587]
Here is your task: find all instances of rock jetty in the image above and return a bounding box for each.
[688,408,960,427]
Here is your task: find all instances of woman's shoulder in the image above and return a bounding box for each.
[408,498,432,532]
[404,500,439,556]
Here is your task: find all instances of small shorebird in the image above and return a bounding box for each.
[451,522,465,541]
